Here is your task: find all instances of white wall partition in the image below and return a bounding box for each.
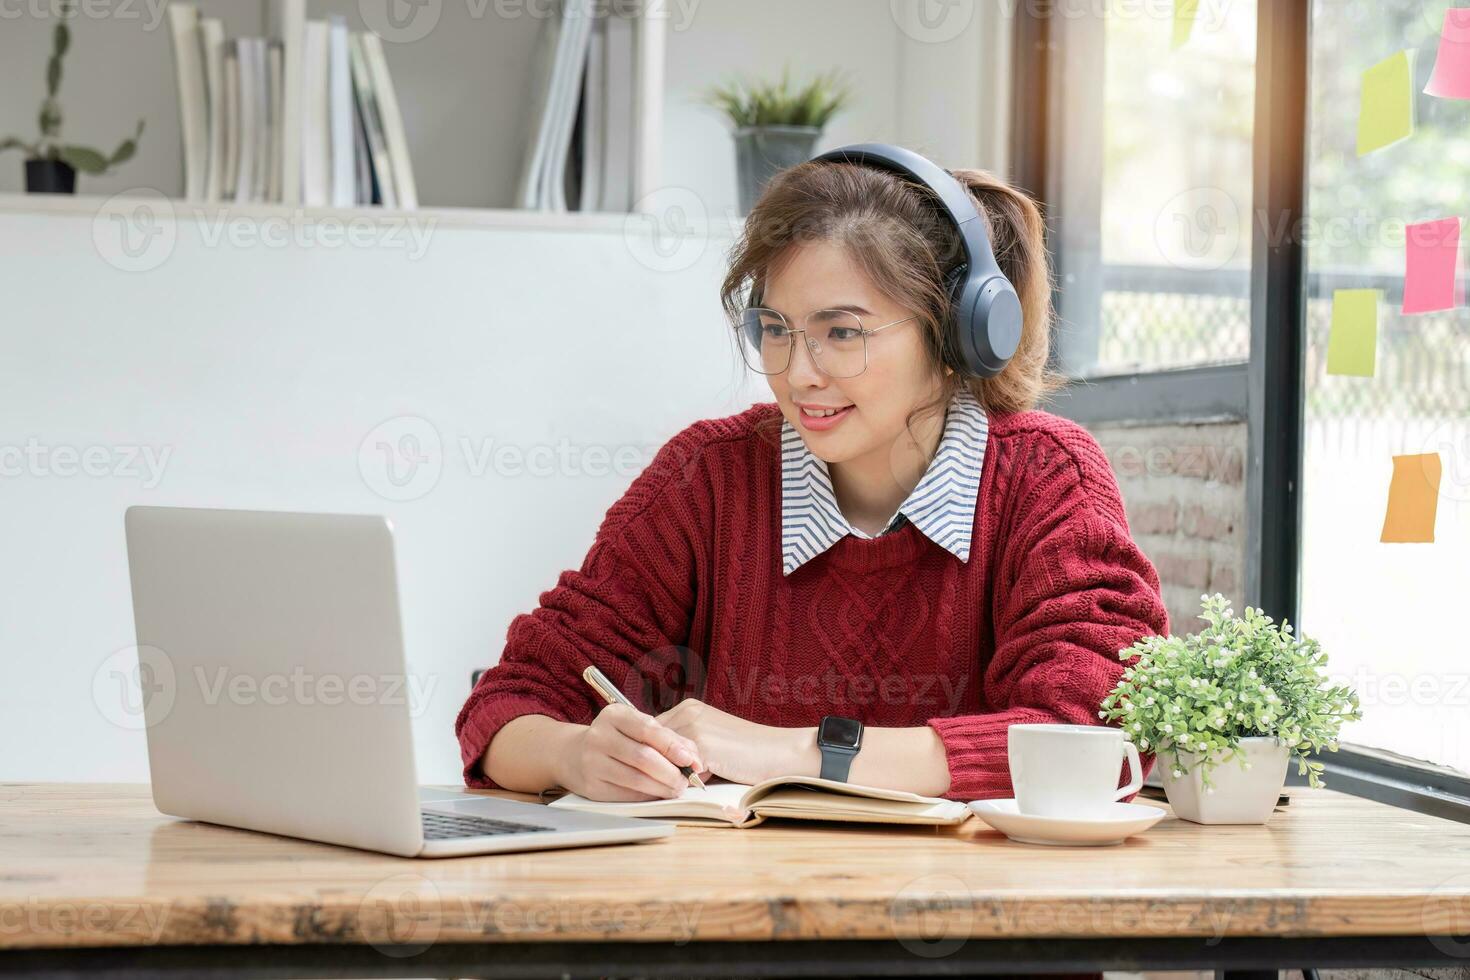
[0,196,761,783]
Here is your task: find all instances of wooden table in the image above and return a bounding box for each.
[2,783,1469,978]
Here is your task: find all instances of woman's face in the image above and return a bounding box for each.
[761,241,945,466]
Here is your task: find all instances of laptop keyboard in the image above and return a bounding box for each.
[421,810,556,840]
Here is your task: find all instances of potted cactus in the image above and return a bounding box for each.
[700,63,853,216]
[2,17,144,193]
[1100,594,1361,825]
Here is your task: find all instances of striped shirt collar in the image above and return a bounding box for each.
[780,386,989,575]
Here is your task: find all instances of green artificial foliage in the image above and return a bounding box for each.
[1100,593,1362,790]
[700,63,853,129]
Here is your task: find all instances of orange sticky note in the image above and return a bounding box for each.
[1380,452,1442,543]
[1403,217,1463,314]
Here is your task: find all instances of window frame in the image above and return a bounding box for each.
[1012,0,1468,823]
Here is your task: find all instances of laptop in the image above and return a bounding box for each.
[123,505,674,858]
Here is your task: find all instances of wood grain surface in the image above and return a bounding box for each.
[2,783,1468,950]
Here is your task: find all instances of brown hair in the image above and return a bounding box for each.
[719,158,1063,445]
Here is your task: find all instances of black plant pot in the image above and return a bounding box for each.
[25,158,77,194]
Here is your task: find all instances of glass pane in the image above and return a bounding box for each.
[1047,0,1256,376]
[1300,1,1470,774]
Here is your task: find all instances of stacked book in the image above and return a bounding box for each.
[519,0,663,212]
[166,0,417,208]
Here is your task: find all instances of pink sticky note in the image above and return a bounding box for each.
[1426,8,1470,99]
[1403,217,1463,314]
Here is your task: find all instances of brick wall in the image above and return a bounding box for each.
[1086,421,1247,636]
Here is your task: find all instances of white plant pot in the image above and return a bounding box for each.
[1158,735,1291,825]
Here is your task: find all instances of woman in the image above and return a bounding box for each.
[456,148,1168,807]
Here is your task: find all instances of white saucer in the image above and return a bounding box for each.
[967,799,1167,846]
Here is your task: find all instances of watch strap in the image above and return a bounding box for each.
[818,744,857,782]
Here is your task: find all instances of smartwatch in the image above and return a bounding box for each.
[817,715,863,782]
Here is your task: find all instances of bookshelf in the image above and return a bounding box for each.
[0,0,665,214]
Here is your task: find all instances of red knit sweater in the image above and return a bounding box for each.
[456,403,1169,801]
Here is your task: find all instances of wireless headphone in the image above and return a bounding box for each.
[806,142,1023,379]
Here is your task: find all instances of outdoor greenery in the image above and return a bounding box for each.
[1089,0,1469,420]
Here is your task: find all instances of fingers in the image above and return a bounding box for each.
[605,704,704,771]
[590,705,701,797]
[595,757,685,801]
[603,729,690,795]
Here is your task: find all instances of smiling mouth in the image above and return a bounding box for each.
[793,403,856,431]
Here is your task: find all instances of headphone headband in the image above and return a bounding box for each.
[809,143,1022,378]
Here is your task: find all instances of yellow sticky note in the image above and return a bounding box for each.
[1380,452,1442,543]
[1326,289,1380,376]
[1172,0,1199,49]
[1359,50,1416,155]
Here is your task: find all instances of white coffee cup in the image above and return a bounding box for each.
[1008,723,1142,819]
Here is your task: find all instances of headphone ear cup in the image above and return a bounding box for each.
[959,276,1023,378]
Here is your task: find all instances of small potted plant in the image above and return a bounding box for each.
[1100,593,1361,825]
[1,17,144,194]
[700,63,853,216]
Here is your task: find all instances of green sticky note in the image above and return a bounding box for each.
[1358,50,1416,155]
[1172,0,1199,49]
[1326,289,1380,377]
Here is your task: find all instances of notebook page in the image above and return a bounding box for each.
[743,773,950,805]
[546,780,753,821]
[751,789,971,824]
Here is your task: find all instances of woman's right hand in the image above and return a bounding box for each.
[556,703,706,801]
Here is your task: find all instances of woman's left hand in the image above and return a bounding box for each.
[654,698,811,786]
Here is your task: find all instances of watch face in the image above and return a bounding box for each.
[819,715,862,749]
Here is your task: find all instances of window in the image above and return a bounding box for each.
[1026,0,1469,809]
[1044,0,1257,376]
[1299,1,1470,774]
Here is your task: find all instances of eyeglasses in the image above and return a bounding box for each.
[732,307,919,379]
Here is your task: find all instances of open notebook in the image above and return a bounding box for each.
[546,774,972,828]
